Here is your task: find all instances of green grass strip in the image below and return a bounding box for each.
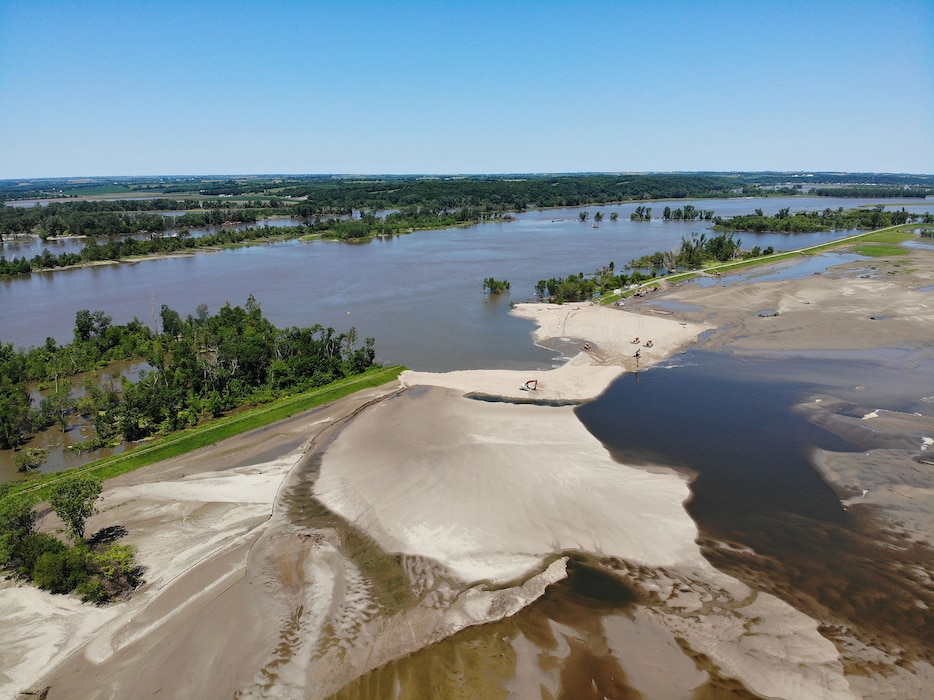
[858,229,915,244]
[8,365,406,500]
[852,244,909,257]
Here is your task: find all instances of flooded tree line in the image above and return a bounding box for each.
[0,297,377,456]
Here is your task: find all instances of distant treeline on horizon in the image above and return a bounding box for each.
[2,172,932,208]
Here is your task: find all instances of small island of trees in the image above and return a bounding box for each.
[482,278,510,295]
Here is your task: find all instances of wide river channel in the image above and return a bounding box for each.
[2,196,929,369]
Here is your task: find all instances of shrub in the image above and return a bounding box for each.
[14,447,48,472]
[32,545,91,594]
[13,532,66,578]
[91,543,143,599]
[77,577,109,604]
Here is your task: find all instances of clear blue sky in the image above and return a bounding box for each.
[1,0,931,178]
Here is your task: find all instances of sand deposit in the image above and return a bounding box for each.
[314,386,855,700]
[315,389,702,583]
[402,302,708,401]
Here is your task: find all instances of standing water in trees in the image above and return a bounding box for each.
[0,297,377,477]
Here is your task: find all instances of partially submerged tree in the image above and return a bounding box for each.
[0,384,32,450]
[40,381,74,432]
[482,277,510,295]
[14,447,48,472]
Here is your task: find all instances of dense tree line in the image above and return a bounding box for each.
[535,273,604,303]
[713,206,932,233]
[0,299,377,450]
[0,175,292,202]
[5,172,932,206]
[322,206,510,240]
[672,232,743,267]
[279,174,740,214]
[628,232,758,272]
[24,198,202,213]
[0,199,268,240]
[735,172,934,188]
[813,187,932,198]
[0,315,154,449]
[0,224,315,276]
[531,232,775,305]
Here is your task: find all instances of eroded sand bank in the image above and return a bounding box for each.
[316,390,702,584]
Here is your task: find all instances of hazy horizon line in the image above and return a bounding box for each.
[4,170,933,182]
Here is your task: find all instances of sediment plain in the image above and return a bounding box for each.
[2,242,932,699]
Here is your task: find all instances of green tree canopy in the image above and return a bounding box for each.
[48,473,103,542]
[482,277,510,295]
[0,494,38,566]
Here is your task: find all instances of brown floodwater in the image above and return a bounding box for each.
[577,348,934,661]
[0,359,149,482]
[327,555,762,700]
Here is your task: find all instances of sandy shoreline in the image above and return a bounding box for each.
[2,243,933,699]
[402,301,709,401]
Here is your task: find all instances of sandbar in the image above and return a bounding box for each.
[402,301,708,401]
